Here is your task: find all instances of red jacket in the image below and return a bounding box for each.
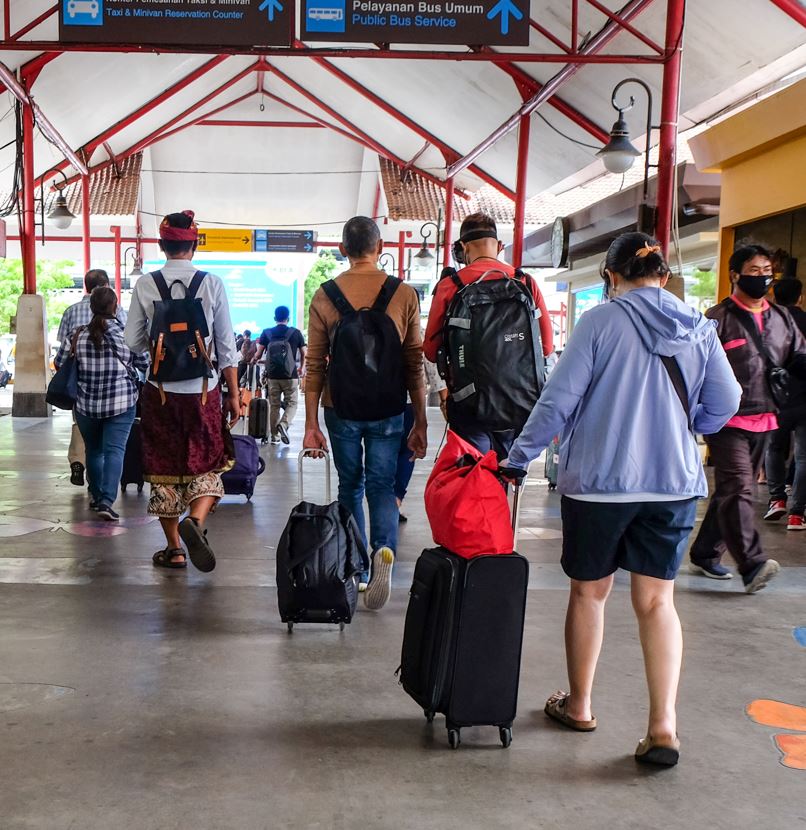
[423,260,554,363]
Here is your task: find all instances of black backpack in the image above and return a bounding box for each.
[321,275,407,421]
[148,270,214,391]
[266,327,297,380]
[437,268,544,432]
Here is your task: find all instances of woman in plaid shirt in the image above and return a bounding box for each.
[54,287,150,521]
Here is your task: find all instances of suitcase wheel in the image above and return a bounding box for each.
[447,728,461,750]
[339,622,345,632]
[499,727,512,749]
[548,483,557,491]
[137,483,144,494]
[424,710,434,724]
[287,622,294,634]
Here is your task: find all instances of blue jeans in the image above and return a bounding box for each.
[75,405,137,507]
[394,403,416,502]
[324,408,404,561]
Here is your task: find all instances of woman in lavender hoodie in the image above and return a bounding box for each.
[503,233,741,766]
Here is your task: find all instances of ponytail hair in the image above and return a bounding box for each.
[600,231,671,283]
[87,286,118,348]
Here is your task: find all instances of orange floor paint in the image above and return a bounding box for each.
[746,699,806,731]
[774,735,806,771]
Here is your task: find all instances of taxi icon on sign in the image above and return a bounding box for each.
[67,0,99,17]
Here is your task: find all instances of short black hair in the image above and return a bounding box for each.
[342,216,381,258]
[600,232,670,282]
[275,305,290,322]
[84,269,109,292]
[729,244,772,274]
[459,212,497,242]
[774,278,802,307]
[159,212,197,258]
[243,329,251,338]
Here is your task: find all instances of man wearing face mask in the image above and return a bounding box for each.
[689,244,806,593]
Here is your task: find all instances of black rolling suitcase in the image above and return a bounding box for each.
[276,450,369,632]
[120,418,144,493]
[399,486,528,749]
[248,396,269,442]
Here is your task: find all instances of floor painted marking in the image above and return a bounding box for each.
[794,627,806,647]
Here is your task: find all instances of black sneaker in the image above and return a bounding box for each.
[688,561,734,579]
[95,504,120,522]
[277,423,290,445]
[70,462,85,487]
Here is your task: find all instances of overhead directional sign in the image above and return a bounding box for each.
[254,230,317,253]
[302,0,527,45]
[197,228,253,253]
[59,0,293,47]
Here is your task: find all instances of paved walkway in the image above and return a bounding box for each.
[1,408,804,829]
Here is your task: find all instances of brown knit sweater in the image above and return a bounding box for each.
[305,265,424,408]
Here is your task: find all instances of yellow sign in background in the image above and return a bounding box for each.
[197,228,252,253]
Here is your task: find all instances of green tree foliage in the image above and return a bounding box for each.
[303,251,338,329]
[0,259,76,336]
[689,268,717,311]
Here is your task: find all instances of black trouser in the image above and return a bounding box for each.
[450,421,515,462]
[690,427,769,578]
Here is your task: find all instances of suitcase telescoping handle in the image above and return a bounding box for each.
[511,482,522,547]
[298,448,332,502]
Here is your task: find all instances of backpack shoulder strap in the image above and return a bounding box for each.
[371,275,401,313]
[151,271,171,302]
[322,279,355,317]
[443,267,463,291]
[658,355,692,431]
[187,271,207,300]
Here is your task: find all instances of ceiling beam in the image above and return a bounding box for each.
[447,0,657,178]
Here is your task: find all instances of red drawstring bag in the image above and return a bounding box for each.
[424,430,513,557]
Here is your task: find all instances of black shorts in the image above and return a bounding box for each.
[560,496,698,581]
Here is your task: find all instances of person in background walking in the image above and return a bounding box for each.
[57,269,128,488]
[764,277,806,530]
[253,305,306,445]
[238,330,256,386]
[501,233,740,766]
[54,287,148,521]
[689,245,806,590]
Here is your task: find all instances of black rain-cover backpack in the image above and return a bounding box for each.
[321,275,407,421]
[148,270,214,392]
[437,269,544,432]
[266,327,297,380]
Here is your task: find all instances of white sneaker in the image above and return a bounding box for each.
[745,559,781,594]
[364,546,394,610]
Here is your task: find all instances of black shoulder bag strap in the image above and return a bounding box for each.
[321,279,355,317]
[371,275,402,313]
[186,271,207,300]
[151,271,171,302]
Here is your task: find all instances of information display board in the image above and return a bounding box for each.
[302,0,528,45]
[59,0,293,47]
[253,230,317,253]
[197,228,253,253]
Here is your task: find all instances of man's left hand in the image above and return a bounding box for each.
[407,422,428,460]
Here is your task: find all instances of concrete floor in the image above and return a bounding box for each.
[1,408,805,830]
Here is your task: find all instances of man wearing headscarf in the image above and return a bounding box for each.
[125,210,239,572]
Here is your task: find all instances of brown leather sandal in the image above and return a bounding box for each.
[544,691,597,732]
[635,735,680,766]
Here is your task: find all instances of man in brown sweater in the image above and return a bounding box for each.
[304,216,427,610]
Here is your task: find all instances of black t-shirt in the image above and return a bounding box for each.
[258,324,306,379]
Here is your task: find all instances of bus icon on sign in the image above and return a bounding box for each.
[64,0,103,25]
[306,0,345,32]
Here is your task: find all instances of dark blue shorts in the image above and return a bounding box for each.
[560,496,698,581]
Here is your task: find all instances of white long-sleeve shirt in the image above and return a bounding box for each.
[124,258,238,395]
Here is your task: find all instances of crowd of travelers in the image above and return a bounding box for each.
[53,205,804,767]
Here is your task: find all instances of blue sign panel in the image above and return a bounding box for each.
[302,0,528,44]
[253,230,316,253]
[63,0,104,26]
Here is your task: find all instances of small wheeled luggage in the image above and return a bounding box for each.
[276,450,369,632]
[399,486,528,749]
[248,396,269,442]
[221,433,265,500]
[544,435,560,491]
[120,418,144,493]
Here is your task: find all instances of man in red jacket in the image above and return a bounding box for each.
[424,212,554,458]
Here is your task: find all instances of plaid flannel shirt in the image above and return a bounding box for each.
[57,296,127,344]
[54,319,150,419]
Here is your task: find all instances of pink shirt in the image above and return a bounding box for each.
[724,295,778,432]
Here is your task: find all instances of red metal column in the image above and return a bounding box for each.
[653,0,685,256]
[442,177,455,268]
[398,231,407,280]
[21,100,36,294]
[512,116,531,268]
[81,174,91,274]
[112,225,122,299]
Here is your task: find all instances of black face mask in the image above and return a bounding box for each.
[736,274,772,299]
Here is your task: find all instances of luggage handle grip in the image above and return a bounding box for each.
[298,448,332,502]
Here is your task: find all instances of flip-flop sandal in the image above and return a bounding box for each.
[152,548,187,569]
[544,691,597,732]
[635,735,680,766]
[178,517,216,573]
